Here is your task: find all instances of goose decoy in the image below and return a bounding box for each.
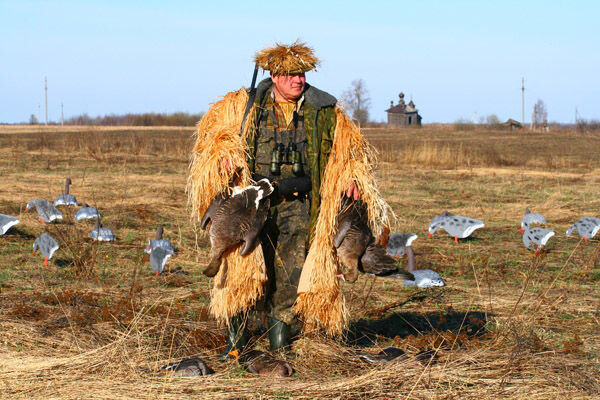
[74,204,101,221]
[145,226,175,275]
[385,233,418,257]
[522,222,554,253]
[161,357,213,377]
[229,349,293,377]
[54,178,78,206]
[520,208,546,233]
[427,211,484,243]
[334,198,413,282]
[88,220,116,241]
[33,233,59,266]
[25,200,63,224]
[200,178,274,277]
[354,347,406,364]
[565,217,600,244]
[0,214,19,235]
[385,246,445,287]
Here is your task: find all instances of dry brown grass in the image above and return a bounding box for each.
[0,125,599,399]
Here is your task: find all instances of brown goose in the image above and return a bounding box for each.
[229,349,293,377]
[200,179,274,277]
[334,198,414,282]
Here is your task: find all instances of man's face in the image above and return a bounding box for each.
[271,73,306,101]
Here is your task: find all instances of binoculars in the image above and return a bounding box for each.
[270,142,304,176]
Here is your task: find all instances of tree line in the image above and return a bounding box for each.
[29,112,205,126]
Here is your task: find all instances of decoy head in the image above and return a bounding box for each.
[156,226,164,240]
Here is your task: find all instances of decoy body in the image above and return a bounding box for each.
[385,233,418,257]
[54,178,78,206]
[355,347,406,364]
[145,226,175,275]
[522,222,554,253]
[0,214,19,235]
[25,200,63,224]
[334,198,413,282]
[74,204,101,221]
[230,349,293,377]
[33,233,59,266]
[565,217,600,243]
[88,220,116,241]
[161,357,213,377]
[520,208,547,233]
[428,211,484,243]
[200,179,274,277]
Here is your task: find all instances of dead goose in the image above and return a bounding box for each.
[145,226,175,275]
[229,349,293,377]
[54,178,78,206]
[354,347,406,364]
[25,200,63,224]
[334,198,413,282]
[88,220,116,241]
[33,233,59,266]
[565,217,600,243]
[200,178,274,277]
[428,211,484,243]
[74,204,101,221]
[0,214,19,235]
[522,222,554,254]
[161,357,213,377]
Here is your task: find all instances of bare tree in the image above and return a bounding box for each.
[532,99,548,127]
[341,79,371,125]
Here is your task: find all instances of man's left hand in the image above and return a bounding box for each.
[346,181,359,200]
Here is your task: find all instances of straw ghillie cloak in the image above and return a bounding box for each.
[188,81,390,335]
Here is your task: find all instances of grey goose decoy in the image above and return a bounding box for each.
[0,214,19,235]
[74,204,101,221]
[522,222,554,253]
[200,178,274,277]
[428,211,484,243]
[229,349,293,377]
[565,217,600,244]
[88,220,116,241]
[334,198,413,282]
[54,178,78,206]
[145,226,175,275]
[161,357,214,377]
[33,233,59,266]
[383,246,445,288]
[520,208,547,233]
[25,200,63,224]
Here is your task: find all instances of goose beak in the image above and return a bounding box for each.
[24,207,29,212]
[32,251,35,255]
[427,233,432,238]
[155,270,159,276]
[519,227,524,233]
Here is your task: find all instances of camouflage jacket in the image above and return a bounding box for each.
[246,78,337,241]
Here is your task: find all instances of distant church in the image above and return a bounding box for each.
[385,92,422,127]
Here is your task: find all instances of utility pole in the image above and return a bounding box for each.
[521,77,525,126]
[44,76,48,125]
[61,103,64,126]
[37,104,41,124]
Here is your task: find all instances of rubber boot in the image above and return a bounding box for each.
[219,314,249,360]
[268,317,291,351]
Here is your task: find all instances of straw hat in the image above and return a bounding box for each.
[254,40,319,75]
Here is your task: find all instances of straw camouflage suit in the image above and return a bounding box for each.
[187,41,390,347]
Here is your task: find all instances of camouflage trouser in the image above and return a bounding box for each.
[259,194,310,334]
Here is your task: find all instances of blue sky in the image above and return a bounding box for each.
[1,0,598,124]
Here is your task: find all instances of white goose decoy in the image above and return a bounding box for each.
[384,246,445,288]
[428,211,484,243]
[0,214,19,235]
[522,222,554,253]
[145,226,175,275]
[565,217,600,244]
[54,178,78,206]
[74,203,101,221]
[33,233,59,266]
[385,233,418,257]
[520,208,547,233]
[25,200,63,224]
[88,220,116,241]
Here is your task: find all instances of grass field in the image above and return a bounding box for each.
[1,124,599,399]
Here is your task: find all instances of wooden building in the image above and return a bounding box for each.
[386,92,422,127]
